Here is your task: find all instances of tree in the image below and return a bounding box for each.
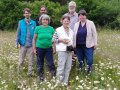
[49,0,68,5]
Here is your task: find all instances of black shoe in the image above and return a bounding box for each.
[79,68,83,72]
[39,73,44,82]
[39,75,44,82]
[87,70,92,74]
[50,71,56,79]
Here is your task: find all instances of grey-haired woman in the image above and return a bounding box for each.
[32,14,56,81]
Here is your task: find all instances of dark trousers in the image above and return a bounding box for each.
[76,46,94,73]
[36,47,56,77]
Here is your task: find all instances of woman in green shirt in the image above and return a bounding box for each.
[32,14,56,81]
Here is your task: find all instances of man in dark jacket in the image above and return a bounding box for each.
[36,6,47,26]
[36,5,53,26]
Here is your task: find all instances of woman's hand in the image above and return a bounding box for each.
[52,43,56,54]
[93,45,97,50]
[53,47,56,54]
[32,46,36,54]
[32,34,37,54]
[59,39,69,44]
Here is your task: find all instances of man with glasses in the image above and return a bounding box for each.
[64,1,78,30]
[64,1,78,61]
[16,8,36,77]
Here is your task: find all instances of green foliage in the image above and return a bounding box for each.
[0,0,67,30]
[75,0,120,29]
[49,0,68,5]
[0,0,120,30]
[0,0,22,30]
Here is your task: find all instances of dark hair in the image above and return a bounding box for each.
[40,5,47,11]
[78,9,87,16]
[23,8,31,14]
[61,15,70,21]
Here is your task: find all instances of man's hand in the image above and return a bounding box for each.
[16,44,20,49]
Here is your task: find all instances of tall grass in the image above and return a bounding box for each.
[0,29,120,90]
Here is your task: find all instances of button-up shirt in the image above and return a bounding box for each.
[64,12,78,30]
[25,22,31,47]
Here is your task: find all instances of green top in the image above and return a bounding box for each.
[35,25,55,48]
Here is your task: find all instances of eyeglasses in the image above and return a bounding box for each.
[40,10,46,11]
[69,6,75,8]
[24,13,30,14]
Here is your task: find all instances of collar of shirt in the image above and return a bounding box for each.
[24,18,32,25]
[67,12,77,17]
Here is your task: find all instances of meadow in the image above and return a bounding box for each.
[0,29,120,90]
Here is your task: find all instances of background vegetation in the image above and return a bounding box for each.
[0,0,120,30]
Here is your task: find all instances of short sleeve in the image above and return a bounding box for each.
[34,26,39,34]
[51,27,55,35]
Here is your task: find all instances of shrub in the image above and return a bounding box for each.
[0,0,22,30]
[75,0,120,29]
[0,0,120,30]
[0,0,67,30]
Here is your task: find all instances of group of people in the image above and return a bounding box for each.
[16,1,97,86]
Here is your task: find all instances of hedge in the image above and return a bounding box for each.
[0,0,120,30]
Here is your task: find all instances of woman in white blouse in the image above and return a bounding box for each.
[52,15,74,86]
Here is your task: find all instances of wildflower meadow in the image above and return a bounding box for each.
[0,29,120,90]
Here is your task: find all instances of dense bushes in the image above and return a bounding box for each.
[75,0,120,29]
[0,0,67,30]
[0,0,120,30]
[0,0,21,29]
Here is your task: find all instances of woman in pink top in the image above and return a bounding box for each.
[73,9,97,74]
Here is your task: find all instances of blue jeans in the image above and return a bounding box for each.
[36,47,56,77]
[76,46,94,73]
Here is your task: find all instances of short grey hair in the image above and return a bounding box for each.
[39,14,50,24]
[69,1,76,7]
